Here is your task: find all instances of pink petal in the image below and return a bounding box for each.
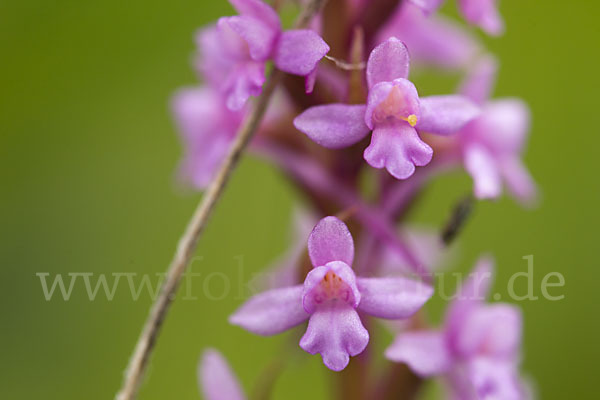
[458,0,505,36]
[222,16,278,61]
[229,0,281,32]
[198,349,246,400]
[385,330,452,376]
[455,304,522,360]
[299,303,369,371]
[459,54,498,105]
[476,99,531,155]
[464,143,502,199]
[356,276,433,319]
[294,104,370,149]
[274,29,330,76]
[455,256,495,302]
[408,0,445,14]
[229,285,308,335]
[500,157,538,206]
[364,123,432,180]
[308,216,355,267]
[305,66,318,94]
[417,95,481,136]
[366,37,410,89]
[364,80,420,130]
[465,358,525,399]
[378,4,481,70]
[303,262,361,313]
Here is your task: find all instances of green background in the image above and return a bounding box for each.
[1,0,598,399]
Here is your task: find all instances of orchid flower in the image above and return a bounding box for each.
[294,37,479,180]
[457,56,537,204]
[198,349,246,400]
[409,0,504,36]
[385,257,527,399]
[171,87,245,189]
[377,2,481,70]
[230,216,433,371]
[196,0,329,111]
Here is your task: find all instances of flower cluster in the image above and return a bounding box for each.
[171,0,535,398]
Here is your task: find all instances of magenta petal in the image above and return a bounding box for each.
[305,67,318,93]
[199,349,246,400]
[408,0,445,15]
[294,104,370,149]
[464,144,502,199]
[465,358,525,399]
[224,16,278,61]
[417,95,480,136]
[477,99,531,154]
[500,157,538,205]
[274,29,330,76]
[299,303,369,371]
[356,277,433,319]
[366,37,410,89]
[308,216,355,267]
[364,124,432,180]
[455,256,495,302]
[459,54,498,105]
[229,0,280,32]
[378,4,481,70]
[458,0,504,36]
[385,330,452,376]
[456,304,522,360]
[229,285,308,335]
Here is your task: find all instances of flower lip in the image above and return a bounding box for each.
[302,261,361,314]
[365,79,420,130]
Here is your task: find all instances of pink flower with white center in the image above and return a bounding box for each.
[171,86,245,189]
[408,0,504,36]
[293,37,480,180]
[457,56,537,204]
[385,257,527,399]
[230,216,434,371]
[197,0,330,111]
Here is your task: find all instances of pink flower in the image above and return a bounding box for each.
[230,216,433,371]
[457,56,537,204]
[171,87,245,189]
[197,0,330,110]
[294,38,480,180]
[385,257,527,399]
[408,0,504,36]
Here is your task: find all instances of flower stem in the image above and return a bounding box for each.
[115,2,327,398]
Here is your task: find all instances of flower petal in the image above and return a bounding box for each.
[364,123,432,180]
[465,357,525,399]
[408,0,445,15]
[378,4,481,70]
[229,0,280,32]
[198,349,246,400]
[366,37,410,89]
[500,157,538,206]
[222,16,278,61]
[356,276,433,319]
[456,304,522,359]
[274,29,330,76]
[385,330,452,376]
[464,143,502,199]
[417,95,480,136]
[229,285,308,335]
[294,104,370,149]
[458,0,505,36]
[308,216,355,267]
[303,262,361,313]
[459,54,498,105]
[300,303,369,371]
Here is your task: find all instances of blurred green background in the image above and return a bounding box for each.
[1,0,598,399]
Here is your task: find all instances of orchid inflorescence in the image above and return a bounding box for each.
[172,0,536,398]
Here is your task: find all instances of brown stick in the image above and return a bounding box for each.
[115,2,327,399]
